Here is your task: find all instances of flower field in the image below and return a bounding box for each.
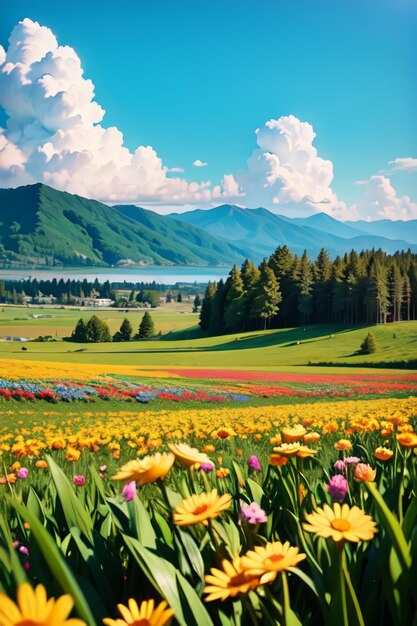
[0,359,416,405]
[0,393,416,625]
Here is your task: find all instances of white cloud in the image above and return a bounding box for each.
[354,175,417,220]
[385,157,417,174]
[0,19,415,221]
[0,18,210,204]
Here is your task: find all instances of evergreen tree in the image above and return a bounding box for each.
[193,294,201,313]
[199,282,216,330]
[177,292,182,303]
[71,318,88,342]
[138,312,155,339]
[360,332,377,354]
[297,251,314,325]
[85,315,112,343]
[251,261,282,330]
[114,318,133,342]
[209,279,226,334]
[224,265,245,331]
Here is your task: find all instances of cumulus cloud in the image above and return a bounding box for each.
[229,115,348,217]
[354,175,417,220]
[0,18,211,204]
[0,19,415,221]
[384,157,417,174]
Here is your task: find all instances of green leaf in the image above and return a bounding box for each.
[10,499,95,626]
[46,455,93,540]
[123,535,213,626]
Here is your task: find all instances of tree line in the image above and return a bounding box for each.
[68,312,155,343]
[199,247,417,333]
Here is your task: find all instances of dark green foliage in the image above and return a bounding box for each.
[85,315,112,343]
[137,312,155,339]
[113,318,133,342]
[176,292,182,303]
[192,295,201,312]
[199,247,417,335]
[360,332,377,354]
[136,290,159,307]
[71,319,88,343]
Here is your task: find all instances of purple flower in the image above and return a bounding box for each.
[334,460,346,473]
[344,456,361,464]
[19,546,29,556]
[122,481,137,502]
[240,502,267,524]
[17,468,29,479]
[326,474,348,503]
[248,455,261,471]
[200,462,214,472]
[23,562,31,571]
[73,474,86,486]
[13,541,20,549]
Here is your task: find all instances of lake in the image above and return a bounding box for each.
[0,266,230,285]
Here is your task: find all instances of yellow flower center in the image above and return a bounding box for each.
[264,554,285,570]
[16,621,42,626]
[331,518,351,532]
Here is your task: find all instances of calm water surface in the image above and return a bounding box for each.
[0,266,230,284]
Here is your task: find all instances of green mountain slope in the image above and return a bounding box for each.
[0,184,246,266]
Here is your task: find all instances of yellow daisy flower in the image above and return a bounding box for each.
[168,443,212,469]
[103,598,173,626]
[173,489,231,526]
[0,583,86,626]
[303,503,377,543]
[112,453,174,485]
[204,558,261,602]
[240,541,306,584]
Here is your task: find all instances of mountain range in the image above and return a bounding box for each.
[171,205,417,258]
[0,184,415,268]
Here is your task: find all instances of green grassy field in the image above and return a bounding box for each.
[0,314,415,370]
[0,303,198,338]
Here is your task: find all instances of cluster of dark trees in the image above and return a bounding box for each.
[200,247,417,333]
[0,277,194,306]
[68,312,155,343]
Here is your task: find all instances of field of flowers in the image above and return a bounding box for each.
[0,395,416,625]
[0,358,416,405]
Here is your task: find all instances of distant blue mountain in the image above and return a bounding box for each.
[170,205,417,259]
[345,219,417,244]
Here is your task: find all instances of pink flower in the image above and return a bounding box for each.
[248,455,261,471]
[73,475,86,487]
[326,474,348,503]
[17,468,29,479]
[240,501,267,524]
[344,456,361,464]
[99,465,107,472]
[201,462,214,472]
[122,481,137,502]
[334,460,346,473]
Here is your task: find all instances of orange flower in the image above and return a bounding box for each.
[236,450,243,457]
[381,428,393,438]
[270,436,282,446]
[269,454,288,467]
[216,467,230,479]
[204,444,216,453]
[354,463,376,482]
[334,439,352,451]
[397,433,417,449]
[273,443,300,458]
[35,460,48,469]
[303,432,320,443]
[296,445,318,459]
[282,425,307,443]
[66,447,80,462]
[374,447,393,461]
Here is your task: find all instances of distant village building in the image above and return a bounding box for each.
[83,298,115,307]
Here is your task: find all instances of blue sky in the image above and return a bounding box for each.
[1,0,416,218]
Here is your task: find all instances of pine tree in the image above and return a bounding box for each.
[71,318,88,342]
[360,332,377,354]
[251,261,282,330]
[138,312,155,339]
[115,318,133,342]
[224,265,245,331]
[199,282,216,330]
[297,251,314,325]
[209,279,226,334]
[85,315,112,343]
[193,294,201,312]
[177,292,182,303]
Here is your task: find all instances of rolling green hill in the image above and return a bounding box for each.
[0,184,246,267]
